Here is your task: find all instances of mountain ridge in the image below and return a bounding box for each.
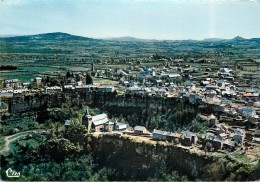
[1,32,259,42]
[0,32,96,42]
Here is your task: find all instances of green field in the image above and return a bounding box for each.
[0,72,36,82]
[20,66,64,72]
[0,66,65,82]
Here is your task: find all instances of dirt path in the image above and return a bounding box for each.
[0,130,44,154]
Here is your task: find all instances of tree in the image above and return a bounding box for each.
[28,84,32,89]
[86,73,93,85]
[204,142,213,154]
[40,138,82,162]
[49,78,59,86]
[66,123,87,140]
[66,71,71,79]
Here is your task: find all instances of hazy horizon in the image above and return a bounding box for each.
[0,32,256,41]
[0,0,260,40]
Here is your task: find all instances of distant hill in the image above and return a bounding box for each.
[0,32,105,54]
[0,32,96,42]
[231,36,246,41]
[0,34,22,38]
[0,32,259,56]
[107,36,156,42]
[203,38,226,42]
[1,32,259,43]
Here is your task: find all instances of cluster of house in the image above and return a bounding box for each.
[3,79,21,88]
[204,124,246,152]
[63,109,260,152]
[183,94,258,119]
[183,92,259,119]
[0,76,116,96]
[3,78,42,89]
[136,123,251,152]
[62,84,115,94]
[122,73,259,119]
[125,86,152,96]
[75,111,245,151]
[118,65,259,115]
[150,127,240,152]
[0,78,41,97]
[152,129,198,146]
[1,65,259,123]
[0,88,31,97]
[64,112,199,147]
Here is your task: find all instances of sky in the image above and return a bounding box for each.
[0,0,260,40]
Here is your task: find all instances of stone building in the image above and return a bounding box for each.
[83,113,109,133]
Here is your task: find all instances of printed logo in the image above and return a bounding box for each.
[5,168,20,178]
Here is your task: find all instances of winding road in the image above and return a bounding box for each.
[0,130,44,154]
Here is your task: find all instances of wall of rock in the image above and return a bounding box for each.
[89,134,207,180]
[5,92,189,114]
[88,133,259,181]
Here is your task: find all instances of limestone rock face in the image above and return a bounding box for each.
[87,133,258,181]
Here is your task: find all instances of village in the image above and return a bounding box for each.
[1,0,260,179]
[1,57,260,156]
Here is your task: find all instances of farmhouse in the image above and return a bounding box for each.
[180,131,198,146]
[114,122,129,131]
[104,121,115,132]
[166,132,182,143]
[134,126,148,134]
[152,129,169,140]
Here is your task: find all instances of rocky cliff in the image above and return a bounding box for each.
[88,133,259,181]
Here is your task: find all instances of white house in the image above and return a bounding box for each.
[0,89,14,97]
[4,79,21,88]
[45,86,62,93]
[35,77,42,85]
